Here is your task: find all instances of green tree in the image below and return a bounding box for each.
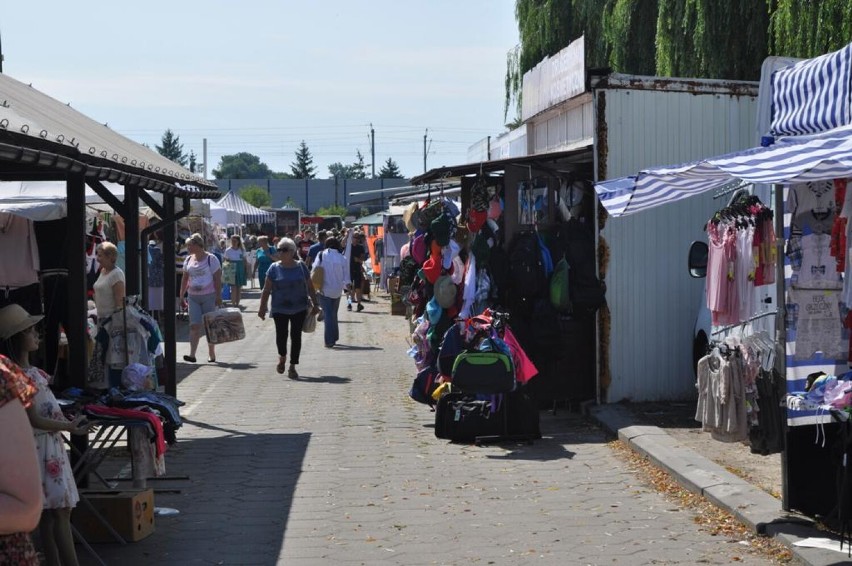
[290,140,317,179]
[377,157,403,179]
[212,152,274,179]
[238,185,271,208]
[188,150,198,173]
[769,0,852,58]
[155,129,187,167]
[317,205,347,217]
[570,0,613,70]
[350,150,368,179]
[655,0,767,80]
[505,0,575,120]
[605,0,658,76]
[328,162,356,179]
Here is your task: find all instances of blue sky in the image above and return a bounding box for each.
[1,1,519,179]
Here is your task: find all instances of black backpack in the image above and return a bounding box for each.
[549,220,605,315]
[506,231,547,303]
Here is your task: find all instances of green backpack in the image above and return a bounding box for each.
[549,257,572,313]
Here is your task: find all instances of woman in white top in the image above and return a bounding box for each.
[179,233,223,363]
[223,235,249,308]
[93,242,125,319]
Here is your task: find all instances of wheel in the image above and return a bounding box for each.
[693,331,709,377]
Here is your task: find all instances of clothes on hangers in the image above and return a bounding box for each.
[705,195,776,325]
[695,341,750,442]
[0,213,40,288]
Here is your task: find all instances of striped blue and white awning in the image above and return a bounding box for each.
[216,191,275,224]
[771,43,852,137]
[595,124,852,217]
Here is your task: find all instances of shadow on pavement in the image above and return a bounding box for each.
[296,375,352,384]
[214,362,258,371]
[486,439,578,461]
[181,418,246,436]
[331,344,382,351]
[79,432,310,566]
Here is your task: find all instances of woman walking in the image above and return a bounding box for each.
[258,238,319,379]
[179,233,223,363]
[223,235,249,307]
[252,236,277,290]
[312,231,351,349]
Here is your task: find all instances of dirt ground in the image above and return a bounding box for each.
[623,401,783,499]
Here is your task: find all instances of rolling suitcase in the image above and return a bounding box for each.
[434,392,503,442]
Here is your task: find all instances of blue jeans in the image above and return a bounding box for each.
[318,294,341,347]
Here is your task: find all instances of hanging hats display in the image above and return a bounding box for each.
[433,275,458,309]
[467,209,487,233]
[420,241,443,284]
[410,233,427,264]
[426,296,443,324]
[403,202,421,233]
[430,214,452,247]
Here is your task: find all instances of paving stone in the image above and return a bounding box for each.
[78,293,789,565]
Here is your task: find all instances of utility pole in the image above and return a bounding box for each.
[423,128,428,173]
[202,138,208,179]
[0,30,4,73]
[370,123,375,179]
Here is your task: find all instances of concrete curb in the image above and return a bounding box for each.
[589,404,847,566]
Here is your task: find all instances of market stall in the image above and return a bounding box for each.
[0,69,219,559]
[594,42,852,527]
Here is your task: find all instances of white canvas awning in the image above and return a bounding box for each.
[0,180,126,221]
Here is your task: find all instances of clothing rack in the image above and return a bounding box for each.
[712,180,751,200]
[711,309,778,337]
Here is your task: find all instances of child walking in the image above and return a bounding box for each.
[0,304,88,566]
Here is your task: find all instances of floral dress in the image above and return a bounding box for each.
[0,355,40,565]
[25,366,80,509]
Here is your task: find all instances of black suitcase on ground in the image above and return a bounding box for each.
[505,388,542,439]
[435,392,503,442]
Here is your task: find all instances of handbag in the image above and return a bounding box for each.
[222,260,236,285]
[302,311,317,333]
[311,252,325,291]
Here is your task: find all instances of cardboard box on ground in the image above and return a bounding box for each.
[72,489,155,543]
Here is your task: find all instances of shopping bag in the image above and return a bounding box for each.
[203,308,245,344]
[302,311,317,333]
[311,265,325,292]
[222,260,236,285]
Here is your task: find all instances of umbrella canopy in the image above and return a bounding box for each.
[595,124,852,217]
[216,190,274,224]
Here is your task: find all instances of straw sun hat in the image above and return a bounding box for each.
[0,304,44,341]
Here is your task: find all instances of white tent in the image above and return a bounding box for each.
[216,190,274,224]
[204,198,239,226]
[0,180,126,221]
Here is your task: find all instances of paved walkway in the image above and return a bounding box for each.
[78,290,823,565]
